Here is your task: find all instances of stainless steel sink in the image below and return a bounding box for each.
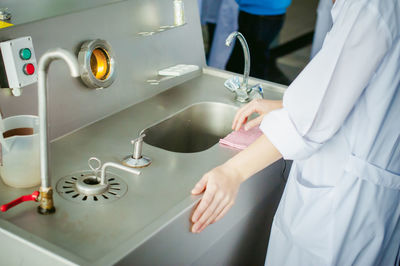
[142,102,238,153]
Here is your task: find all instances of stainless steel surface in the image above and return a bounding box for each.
[138,24,187,37]
[56,171,128,204]
[142,102,238,153]
[0,70,286,265]
[99,162,140,185]
[0,0,205,141]
[78,39,116,89]
[0,0,125,26]
[38,49,79,191]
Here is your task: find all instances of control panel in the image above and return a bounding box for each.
[0,36,38,96]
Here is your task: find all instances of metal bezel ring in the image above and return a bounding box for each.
[78,39,116,89]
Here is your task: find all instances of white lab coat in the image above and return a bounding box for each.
[259,0,400,264]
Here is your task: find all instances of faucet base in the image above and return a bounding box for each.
[122,155,152,168]
[235,95,250,103]
[235,87,251,103]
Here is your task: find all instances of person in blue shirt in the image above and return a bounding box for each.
[225,0,292,82]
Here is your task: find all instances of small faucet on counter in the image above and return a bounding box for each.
[37,49,80,214]
[122,133,152,168]
[224,31,263,103]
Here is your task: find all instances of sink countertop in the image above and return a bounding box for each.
[0,68,286,265]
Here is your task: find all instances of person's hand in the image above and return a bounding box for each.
[232,99,283,131]
[191,164,243,233]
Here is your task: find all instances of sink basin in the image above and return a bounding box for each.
[142,102,238,153]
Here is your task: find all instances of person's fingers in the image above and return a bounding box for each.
[213,202,234,223]
[199,197,229,231]
[232,101,256,130]
[232,104,258,131]
[192,192,225,233]
[191,175,208,195]
[232,105,251,130]
[244,115,264,131]
[191,185,216,224]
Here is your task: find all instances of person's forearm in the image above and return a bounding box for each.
[224,134,282,183]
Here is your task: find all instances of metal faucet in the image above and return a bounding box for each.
[225,31,263,103]
[37,48,79,214]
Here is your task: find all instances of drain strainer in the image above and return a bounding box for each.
[56,171,128,204]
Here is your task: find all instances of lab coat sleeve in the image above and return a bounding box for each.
[260,1,392,160]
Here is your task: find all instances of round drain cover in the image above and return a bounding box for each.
[56,171,128,204]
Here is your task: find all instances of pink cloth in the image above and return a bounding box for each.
[219,127,263,150]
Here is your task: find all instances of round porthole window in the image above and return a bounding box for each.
[78,39,116,89]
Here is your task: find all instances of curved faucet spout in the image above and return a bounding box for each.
[37,48,79,214]
[38,48,80,77]
[225,31,250,91]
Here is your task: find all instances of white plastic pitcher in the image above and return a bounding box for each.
[0,115,40,188]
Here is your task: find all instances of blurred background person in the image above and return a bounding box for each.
[225,0,292,83]
[199,0,238,69]
[310,0,333,58]
[207,0,239,69]
[198,0,223,60]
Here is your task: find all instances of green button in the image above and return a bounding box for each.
[20,48,32,60]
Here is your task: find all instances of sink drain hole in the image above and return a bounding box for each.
[82,196,88,201]
[65,190,74,194]
[94,196,98,201]
[102,195,109,199]
[83,177,100,185]
[72,194,80,198]
[71,176,78,180]
[63,186,72,189]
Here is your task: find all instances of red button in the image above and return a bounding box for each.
[23,63,35,75]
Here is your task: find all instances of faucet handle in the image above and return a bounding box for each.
[1,191,40,212]
[224,76,241,93]
[249,84,264,99]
